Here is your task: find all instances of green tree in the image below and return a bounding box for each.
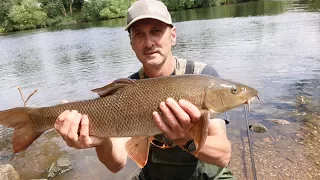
[8,0,47,31]
[82,0,132,21]
[0,0,22,28]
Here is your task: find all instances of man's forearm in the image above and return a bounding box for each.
[195,135,231,167]
[95,137,129,173]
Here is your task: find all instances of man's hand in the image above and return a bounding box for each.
[54,110,106,149]
[152,98,201,147]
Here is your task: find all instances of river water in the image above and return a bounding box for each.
[0,0,319,179]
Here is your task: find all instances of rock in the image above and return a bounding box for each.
[47,157,72,178]
[266,119,291,125]
[263,137,272,143]
[0,164,20,180]
[249,123,268,133]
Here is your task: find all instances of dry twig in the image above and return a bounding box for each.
[16,86,38,107]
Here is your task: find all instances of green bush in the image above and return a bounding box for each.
[56,17,77,26]
[0,27,5,33]
[46,16,63,26]
[82,0,129,21]
[43,2,63,18]
[8,0,47,31]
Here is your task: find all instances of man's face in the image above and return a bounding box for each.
[130,18,176,69]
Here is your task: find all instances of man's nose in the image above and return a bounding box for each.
[144,34,154,48]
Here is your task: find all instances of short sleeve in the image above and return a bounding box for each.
[200,65,220,78]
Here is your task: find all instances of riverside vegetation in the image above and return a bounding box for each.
[0,0,256,33]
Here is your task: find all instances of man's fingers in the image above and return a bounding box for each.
[152,111,173,137]
[159,101,181,130]
[178,99,201,124]
[61,100,69,104]
[59,110,77,137]
[165,98,191,128]
[67,113,81,142]
[79,115,93,147]
[80,115,89,138]
[54,110,70,131]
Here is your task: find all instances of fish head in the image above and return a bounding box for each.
[204,79,258,114]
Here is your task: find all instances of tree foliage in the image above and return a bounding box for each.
[0,0,22,28]
[82,0,132,21]
[8,0,47,31]
[0,0,260,33]
[161,0,253,11]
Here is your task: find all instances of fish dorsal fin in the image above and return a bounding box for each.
[91,78,136,98]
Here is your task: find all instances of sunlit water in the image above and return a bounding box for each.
[0,0,319,179]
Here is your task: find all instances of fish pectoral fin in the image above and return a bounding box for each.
[125,136,151,168]
[190,110,209,156]
[91,78,136,98]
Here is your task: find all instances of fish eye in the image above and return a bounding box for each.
[231,86,238,94]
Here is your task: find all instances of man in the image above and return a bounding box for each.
[54,0,236,179]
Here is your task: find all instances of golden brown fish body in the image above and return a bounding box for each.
[0,74,258,167]
[31,75,209,137]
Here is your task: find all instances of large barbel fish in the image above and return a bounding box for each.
[0,74,258,167]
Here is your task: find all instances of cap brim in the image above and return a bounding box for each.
[125,15,172,31]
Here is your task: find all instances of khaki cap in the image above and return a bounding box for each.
[125,0,173,31]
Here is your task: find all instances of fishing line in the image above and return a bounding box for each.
[245,105,257,180]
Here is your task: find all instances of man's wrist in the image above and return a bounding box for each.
[175,138,190,148]
[95,137,112,148]
[175,138,196,153]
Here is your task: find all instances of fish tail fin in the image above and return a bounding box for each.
[0,107,42,153]
[190,110,209,156]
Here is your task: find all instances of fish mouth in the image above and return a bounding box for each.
[245,95,260,111]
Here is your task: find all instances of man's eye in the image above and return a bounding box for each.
[152,29,162,34]
[134,32,141,37]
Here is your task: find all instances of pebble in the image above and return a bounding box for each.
[263,137,272,143]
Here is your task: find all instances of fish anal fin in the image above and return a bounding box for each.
[125,136,151,168]
[0,107,43,153]
[190,110,209,156]
[91,78,136,98]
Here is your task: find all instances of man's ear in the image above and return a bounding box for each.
[171,26,177,46]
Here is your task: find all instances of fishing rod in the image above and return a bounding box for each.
[245,105,257,180]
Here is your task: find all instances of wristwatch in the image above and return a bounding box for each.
[183,139,196,152]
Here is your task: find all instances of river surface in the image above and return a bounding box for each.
[0,0,320,179]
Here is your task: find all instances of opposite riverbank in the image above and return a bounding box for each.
[0,0,257,34]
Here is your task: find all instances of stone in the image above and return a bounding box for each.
[263,137,272,143]
[0,164,20,180]
[47,157,72,178]
[266,119,291,125]
[249,123,268,133]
